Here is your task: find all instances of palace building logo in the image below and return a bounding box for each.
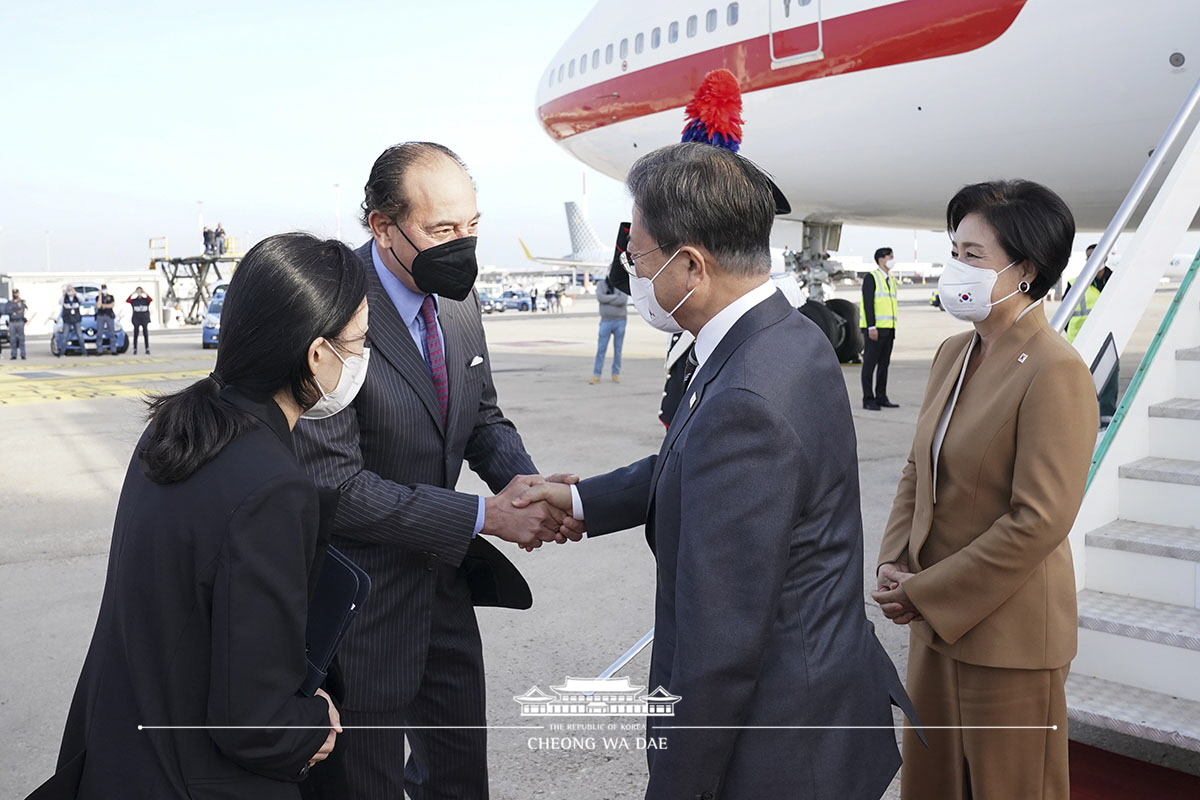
[515,677,680,717]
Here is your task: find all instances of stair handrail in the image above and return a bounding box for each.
[1051,73,1200,333]
[1086,247,1200,488]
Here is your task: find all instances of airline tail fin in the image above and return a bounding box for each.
[565,201,605,258]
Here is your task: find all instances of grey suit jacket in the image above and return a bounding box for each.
[580,291,911,800]
[294,241,537,711]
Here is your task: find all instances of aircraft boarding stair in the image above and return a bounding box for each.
[1066,260,1200,758]
[1061,74,1200,768]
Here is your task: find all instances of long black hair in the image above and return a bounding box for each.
[141,233,366,483]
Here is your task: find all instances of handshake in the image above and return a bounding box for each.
[480,474,585,551]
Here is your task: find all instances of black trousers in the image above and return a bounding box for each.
[861,327,896,401]
[131,320,149,350]
[302,566,489,800]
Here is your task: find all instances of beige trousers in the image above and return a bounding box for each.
[901,638,1070,800]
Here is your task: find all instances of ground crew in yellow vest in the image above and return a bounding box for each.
[860,247,899,410]
[1065,244,1111,343]
[1067,243,1118,424]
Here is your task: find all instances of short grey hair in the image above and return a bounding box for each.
[626,143,774,277]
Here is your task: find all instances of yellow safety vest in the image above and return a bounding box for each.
[859,269,897,329]
[1065,284,1101,343]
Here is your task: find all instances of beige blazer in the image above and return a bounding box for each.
[878,305,1098,669]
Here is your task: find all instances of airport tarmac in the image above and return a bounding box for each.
[0,286,1160,799]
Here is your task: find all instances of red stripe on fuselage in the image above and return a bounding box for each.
[538,0,1028,141]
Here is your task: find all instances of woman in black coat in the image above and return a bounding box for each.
[27,233,370,800]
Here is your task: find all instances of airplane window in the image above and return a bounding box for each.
[727,2,739,25]
[651,27,661,49]
[606,43,614,64]
[592,49,600,69]
[707,9,717,32]
[635,32,645,53]
[620,38,629,58]
[687,15,697,37]
[580,54,587,74]
[569,59,575,78]
[558,64,565,82]
[669,22,679,44]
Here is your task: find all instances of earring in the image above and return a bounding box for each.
[1018,280,1031,293]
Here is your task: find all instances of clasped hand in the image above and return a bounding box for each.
[871,560,923,625]
[481,474,585,551]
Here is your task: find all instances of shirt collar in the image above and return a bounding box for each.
[371,241,437,325]
[693,279,777,369]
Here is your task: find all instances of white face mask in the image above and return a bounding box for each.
[937,257,1025,322]
[629,248,695,334]
[884,258,895,269]
[302,343,371,419]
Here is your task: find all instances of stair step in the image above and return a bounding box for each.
[1087,520,1200,562]
[1067,673,1200,754]
[1078,590,1200,651]
[1120,457,1200,487]
[1149,398,1200,420]
[1076,591,1200,701]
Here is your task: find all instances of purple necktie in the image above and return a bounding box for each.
[419,295,449,423]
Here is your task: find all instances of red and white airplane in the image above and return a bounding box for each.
[536,0,1199,233]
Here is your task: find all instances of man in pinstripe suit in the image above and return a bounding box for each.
[294,142,577,800]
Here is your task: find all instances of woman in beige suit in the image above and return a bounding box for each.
[873,180,1098,799]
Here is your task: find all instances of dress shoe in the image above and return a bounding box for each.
[877,398,900,408]
[864,399,881,411]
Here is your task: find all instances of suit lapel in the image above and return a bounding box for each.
[909,334,972,562]
[647,292,793,496]
[357,243,445,434]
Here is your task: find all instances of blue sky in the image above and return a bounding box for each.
[1,1,633,272]
[1,1,1187,276]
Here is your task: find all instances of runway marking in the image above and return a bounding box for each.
[0,369,211,405]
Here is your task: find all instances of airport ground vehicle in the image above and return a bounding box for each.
[200,282,229,349]
[501,290,534,311]
[478,291,506,313]
[201,295,222,348]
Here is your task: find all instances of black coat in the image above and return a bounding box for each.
[27,388,331,800]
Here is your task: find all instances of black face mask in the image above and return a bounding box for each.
[391,226,479,301]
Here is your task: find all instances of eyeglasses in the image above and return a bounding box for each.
[619,243,667,276]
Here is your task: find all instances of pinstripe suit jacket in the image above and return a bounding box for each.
[293,241,537,711]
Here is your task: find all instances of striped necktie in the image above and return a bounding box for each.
[419,295,449,423]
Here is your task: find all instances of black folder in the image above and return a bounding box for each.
[302,546,370,696]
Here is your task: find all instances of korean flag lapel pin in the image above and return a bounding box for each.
[1017,353,1029,364]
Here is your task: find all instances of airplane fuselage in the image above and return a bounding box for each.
[536,0,1199,230]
